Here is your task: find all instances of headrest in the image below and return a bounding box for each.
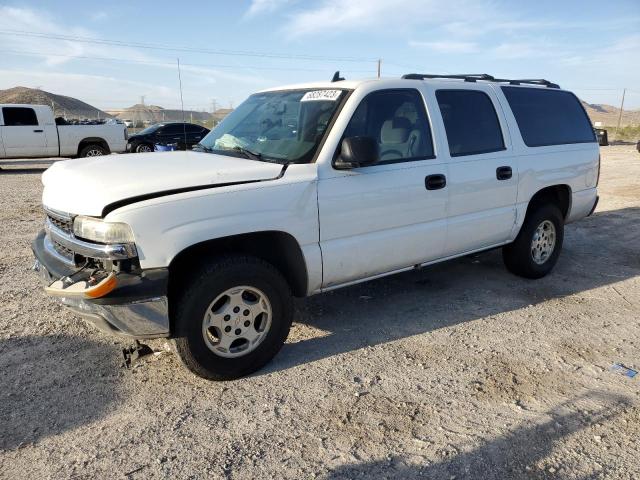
[381,117,411,143]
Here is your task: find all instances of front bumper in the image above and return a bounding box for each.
[32,230,170,339]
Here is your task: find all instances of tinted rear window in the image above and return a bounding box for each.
[435,90,505,157]
[501,87,596,147]
[2,107,38,126]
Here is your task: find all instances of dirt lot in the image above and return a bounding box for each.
[1,146,639,479]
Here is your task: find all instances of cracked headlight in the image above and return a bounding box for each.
[73,216,135,244]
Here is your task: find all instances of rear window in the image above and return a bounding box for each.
[501,87,596,147]
[435,90,505,157]
[2,107,38,126]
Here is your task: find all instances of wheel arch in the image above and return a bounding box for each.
[77,137,110,156]
[167,231,310,304]
[525,184,572,222]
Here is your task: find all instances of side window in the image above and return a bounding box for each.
[501,87,596,147]
[185,124,202,133]
[435,90,505,157]
[162,124,182,135]
[2,107,38,126]
[342,89,434,164]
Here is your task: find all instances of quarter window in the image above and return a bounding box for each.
[436,90,505,157]
[2,107,38,126]
[501,86,596,147]
[343,89,434,164]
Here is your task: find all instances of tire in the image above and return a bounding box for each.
[135,143,153,153]
[172,255,293,380]
[502,203,564,279]
[79,144,107,157]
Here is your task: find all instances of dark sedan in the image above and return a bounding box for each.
[126,122,210,153]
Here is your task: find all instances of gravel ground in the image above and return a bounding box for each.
[1,146,639,479]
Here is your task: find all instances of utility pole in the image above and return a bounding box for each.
[377,58,382,78]
[177,58,187,146]
[614,88,626,141]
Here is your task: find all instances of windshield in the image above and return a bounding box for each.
[197,89,347,164]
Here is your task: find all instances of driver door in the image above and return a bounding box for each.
[318,89,449,288]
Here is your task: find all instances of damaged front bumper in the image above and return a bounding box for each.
[32,230,170,339]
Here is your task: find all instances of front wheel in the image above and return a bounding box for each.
[172,255,293,380]
[135,143,153,153]
[502,204,564,279]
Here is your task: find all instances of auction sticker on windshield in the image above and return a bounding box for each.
[301,90,342,102]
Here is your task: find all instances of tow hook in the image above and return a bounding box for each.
[122,340,154,368]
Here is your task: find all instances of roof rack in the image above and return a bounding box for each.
[401,73,560,89]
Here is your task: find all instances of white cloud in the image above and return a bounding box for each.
[0,6,152,66]
[409,40,478,53]
[283,0,494,37]
[246,0,292,16]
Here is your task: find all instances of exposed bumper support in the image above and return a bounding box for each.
[32,230,170,339]
[57,293,169,338]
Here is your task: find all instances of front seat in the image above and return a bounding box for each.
[379,117,423,161]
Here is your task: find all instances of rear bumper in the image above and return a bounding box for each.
[566,188,598,224]
[32,230,170,339]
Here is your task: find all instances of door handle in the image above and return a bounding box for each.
[33,129,43,133]
[496,166,512,180]
[425,174,446,190]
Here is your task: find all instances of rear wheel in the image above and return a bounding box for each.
[79,144,107,157]
[172,255,293,380]
[502,204,564,279]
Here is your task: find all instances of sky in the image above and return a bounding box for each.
[0,0,638,111]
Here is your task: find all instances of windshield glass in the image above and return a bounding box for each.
[197,89,347,164]
[138,124,160,135]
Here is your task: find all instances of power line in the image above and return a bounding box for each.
[0,29,377,63]
[0,49,377,73]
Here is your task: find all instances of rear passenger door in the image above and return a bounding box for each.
[157,124,185,148]
[1,107,47,158]
[433,87,518,255]
[185,124,206,149]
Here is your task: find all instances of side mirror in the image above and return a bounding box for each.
[334,136,378,169]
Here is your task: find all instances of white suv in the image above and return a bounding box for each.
[32,73,600,380]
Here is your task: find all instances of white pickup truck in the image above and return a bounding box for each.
[0,104,127,160]
[32,74,599,380]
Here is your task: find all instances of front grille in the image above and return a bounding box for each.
[47,213,73,234]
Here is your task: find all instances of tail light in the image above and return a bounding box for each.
[596,154,601,186]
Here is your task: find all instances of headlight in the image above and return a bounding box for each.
[73,216,135,244]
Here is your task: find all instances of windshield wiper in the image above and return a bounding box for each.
[193,143,214,153]
[232,146,263,161]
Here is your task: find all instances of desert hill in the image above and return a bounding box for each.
[0,86,111,119]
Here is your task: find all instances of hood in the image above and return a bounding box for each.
[42,151,284,216]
